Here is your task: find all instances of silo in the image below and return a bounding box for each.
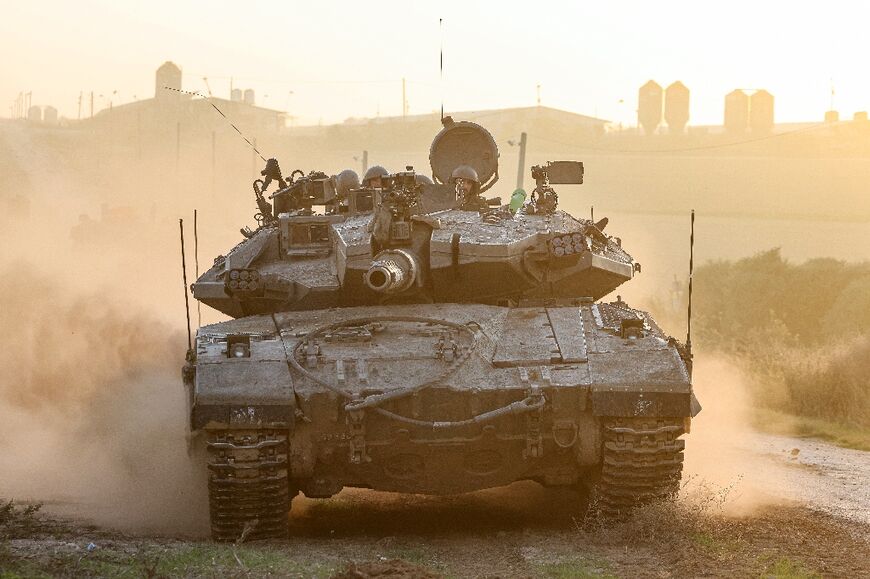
[664,81,690,134]
[724,89,749,133]
[155,61,182,99]
[243,89,255,106]
[27,105,42,123]
[637,80,663,135]
[749,90,774,132]
[43,106,58,125]
[231,88,243,102]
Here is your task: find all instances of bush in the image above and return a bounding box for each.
[0,499,43,539]
[683,249,870,429]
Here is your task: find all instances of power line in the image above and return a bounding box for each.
[181,72,424,86]
[527,122,833,154]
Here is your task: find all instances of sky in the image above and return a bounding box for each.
[2,0,870,126]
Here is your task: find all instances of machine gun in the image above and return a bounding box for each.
[245,159,327,237]
[528,161,584,215]
[241,158,284,237]
[253,158,285,225]
[369,166,423,248]
[378,166,423,214]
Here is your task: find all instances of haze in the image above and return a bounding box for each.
[4,0,870,126]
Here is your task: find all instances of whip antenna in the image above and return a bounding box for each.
[439,18,444,121]
[686,210,695,358]
[194,209,201,328]
[179,218,192,350]
[163,86,266,162]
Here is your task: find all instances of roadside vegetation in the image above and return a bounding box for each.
[0,501,43,541]
[675,249,870,448]
[4,482,865,578]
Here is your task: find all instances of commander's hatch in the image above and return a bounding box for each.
[279,214,343,258]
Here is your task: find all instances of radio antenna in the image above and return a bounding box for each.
[194,209,201,328]
[439,18,444,121]
[179,218,192,350]
[686,210,695,360]
[163,86,266,163]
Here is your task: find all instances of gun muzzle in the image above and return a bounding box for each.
[364,249,418,294]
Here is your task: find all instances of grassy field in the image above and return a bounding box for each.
[751,408,870,452]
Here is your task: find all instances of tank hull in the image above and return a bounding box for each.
[185,300,695,539]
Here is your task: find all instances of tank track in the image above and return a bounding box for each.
[206,429,291,541]
[596,417,685,516]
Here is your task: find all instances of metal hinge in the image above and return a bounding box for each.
[347,409,369,464]
[524,384,545,459]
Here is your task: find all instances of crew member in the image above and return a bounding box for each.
[450,165,484,210]
[362,165,389,189]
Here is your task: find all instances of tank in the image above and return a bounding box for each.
[183,116,701,541]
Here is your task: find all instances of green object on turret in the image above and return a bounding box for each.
[509,188,526,213]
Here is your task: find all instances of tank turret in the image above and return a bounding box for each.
[193,120,637,315]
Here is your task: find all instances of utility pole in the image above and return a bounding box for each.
[402,78,407,119]
[516,132,527,190]
[536,84,541,106]
[362,150,368,174]
[78,91,82,120]
[90,91,94,118]
[176,122,181,172]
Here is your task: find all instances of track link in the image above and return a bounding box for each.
[596,417,685,516]
[206,429,291,541]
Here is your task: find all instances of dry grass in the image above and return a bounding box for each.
[735,334,870,437]
[570,478,867,578]
[655,250,870,443]
[776,337,870,428]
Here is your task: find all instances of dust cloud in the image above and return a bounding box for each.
[0,267,208,535]
[683,353,790,516]
[0,125,211,535]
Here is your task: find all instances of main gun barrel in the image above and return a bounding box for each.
[364,249,419,294]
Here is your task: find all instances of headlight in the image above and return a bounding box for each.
[230,343,250,358]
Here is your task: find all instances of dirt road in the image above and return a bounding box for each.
[2,430,868,578]
[742,433,870,528]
